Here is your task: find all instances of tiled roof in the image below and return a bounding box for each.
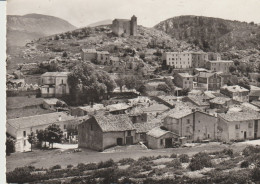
[167,108,193,119]
[147,127,178,138]
[97,51,109,55]
[221,85,249,93]
[198,72,216,78]
[209,60,233,63]
[134,122,163,133]
[250,85,260,97]
[209,97,231,105]
[178,73,193,78]
[187,95,210,106]
[106,103,131,112]
[251,101,260,108]
[241,102,260,112]
[81,48,97,53]
[94,114,134,132]
[142,103,169,113]
[218,111,260,122]
[79,104,106,112]
[7,112,75,129]
[43,98,59,105]
[41,72,70,77]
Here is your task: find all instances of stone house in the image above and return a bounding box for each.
[81,49,110,64]
[206,60,234,73]
[112,15,137,36]
[184,95,210,110]
[142,103,169,116]
[71,104,106,117]
[163,110,218,142]
[42,98,59,111]
[196,72,221,91]
[220,85,249,102]
[6,112,80,152]
[209,97,233,109]
[146,127,179,149]
[208,52,221,61]
[173,73,194,90]
[78,114,136,151]
[249,85,260,101]
[217,111,260,142]
[41,72,70,98]
[105,103,131,114]
[96,51,110,64]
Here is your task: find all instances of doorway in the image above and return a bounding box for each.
[117,138,123,146]
[165,138,173,148]
[244,131,247,139]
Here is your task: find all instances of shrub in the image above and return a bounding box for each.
[189,152,212,171]
[97,159,115,169]
[242,145,260,156]
[240,160,249,168]
[179,154,189,163]
[118,158,135,165]
[142,165,152,171]
[170,153,177,158]
[50,165,61,170]
[67,164,73,169]
[138,156,155,162]
[166,159,182,169]
[251,167,260,181]
[223,148,233,157]
[6,166,34,183]
[77,163,85,170]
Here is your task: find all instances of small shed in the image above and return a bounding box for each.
[146,127,179,149]
[43,98,59,111]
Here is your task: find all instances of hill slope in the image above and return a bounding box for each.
[154,15,260,52]
[7,13,76,46]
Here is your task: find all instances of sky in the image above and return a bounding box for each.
[6,0,260,28]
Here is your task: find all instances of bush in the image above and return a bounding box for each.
[118,158,135,165]
[50,165,61,170]
[142,165,152,171]
[179,154,189,163]
[242,146,260,156]
[251,167,260,181]
[97,159,115,169]
[166,159,182,169]
[67,164,73,169]
[6,166,34,183]
[223,148,233,157]
[240,160,249,168]
[138,156,155,162]
[170,153,177,158]
[189,152,212,171]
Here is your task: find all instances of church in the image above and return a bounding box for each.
[112,15,137,36]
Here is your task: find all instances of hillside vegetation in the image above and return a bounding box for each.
[154,15,260,52]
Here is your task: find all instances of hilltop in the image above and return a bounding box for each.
[7,13,77,46]
[154,15,260,52]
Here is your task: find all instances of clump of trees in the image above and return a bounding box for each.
[68,62,116,105]
[114,74,145,93]
[6,136,15,155]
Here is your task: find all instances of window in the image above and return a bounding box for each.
[160,139,163,145]
[186,127,190,133]
[198,120,200,123]
[127,131,131,136]
[23,131,26,137]
[187,119,190,124]
[90,124,93,131]
[24,140,26,146]
[248,122,253,128]
[47,88,49,93]
[62,79,64,84]
[235,124,240,129]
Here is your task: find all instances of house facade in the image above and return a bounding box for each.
[81,49,110,64]
[196,72,221,91]
[7,112,80,152]
[173,73,194,90]
[78,114,136,151]
[206,60,234,73]
[220,85,249,102]
[217,112,260,142]
[41,72,70,98]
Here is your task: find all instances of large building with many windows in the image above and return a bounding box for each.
[206,60,234,73]
[162,52,208,69]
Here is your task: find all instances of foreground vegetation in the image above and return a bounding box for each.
[6,145,260,184]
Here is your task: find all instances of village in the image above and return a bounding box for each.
[5,15,260,183]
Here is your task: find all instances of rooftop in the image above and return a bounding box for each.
[209,60,234,63]
[187,95,210,106]
[167,108,193,119]
[142,103,169,113]
[134,122,162,133]
[197,72,216,78]
[97,51,109,55]
[221,85,249,93]
[43,98,59,105]
[7,112,75,130]
[94,114,134,132]
[81,48,97,53]
[79,104,106,112]
[147,127,178,138]
[178,73,193,78]
[41,72,70,77]
[106,103,131,112]
[218,111,260,122]
[209,97,231,105]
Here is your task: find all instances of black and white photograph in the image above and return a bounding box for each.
[3,0,260,183]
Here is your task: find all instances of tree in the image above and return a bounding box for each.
[37,129,48,148]
[157,83,171,93]
[165,78,175,93]
[62,51,68,57]
[115,75,125,92]
[46,124,63,149]
[229,65,236,73]
[238,78,250,90]
[68,62,116,104]
[6,137,15,155]
[27,132,37,152]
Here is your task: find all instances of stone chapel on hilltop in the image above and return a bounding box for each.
[112,15,137,36]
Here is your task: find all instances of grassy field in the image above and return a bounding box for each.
[6,142,251,172]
